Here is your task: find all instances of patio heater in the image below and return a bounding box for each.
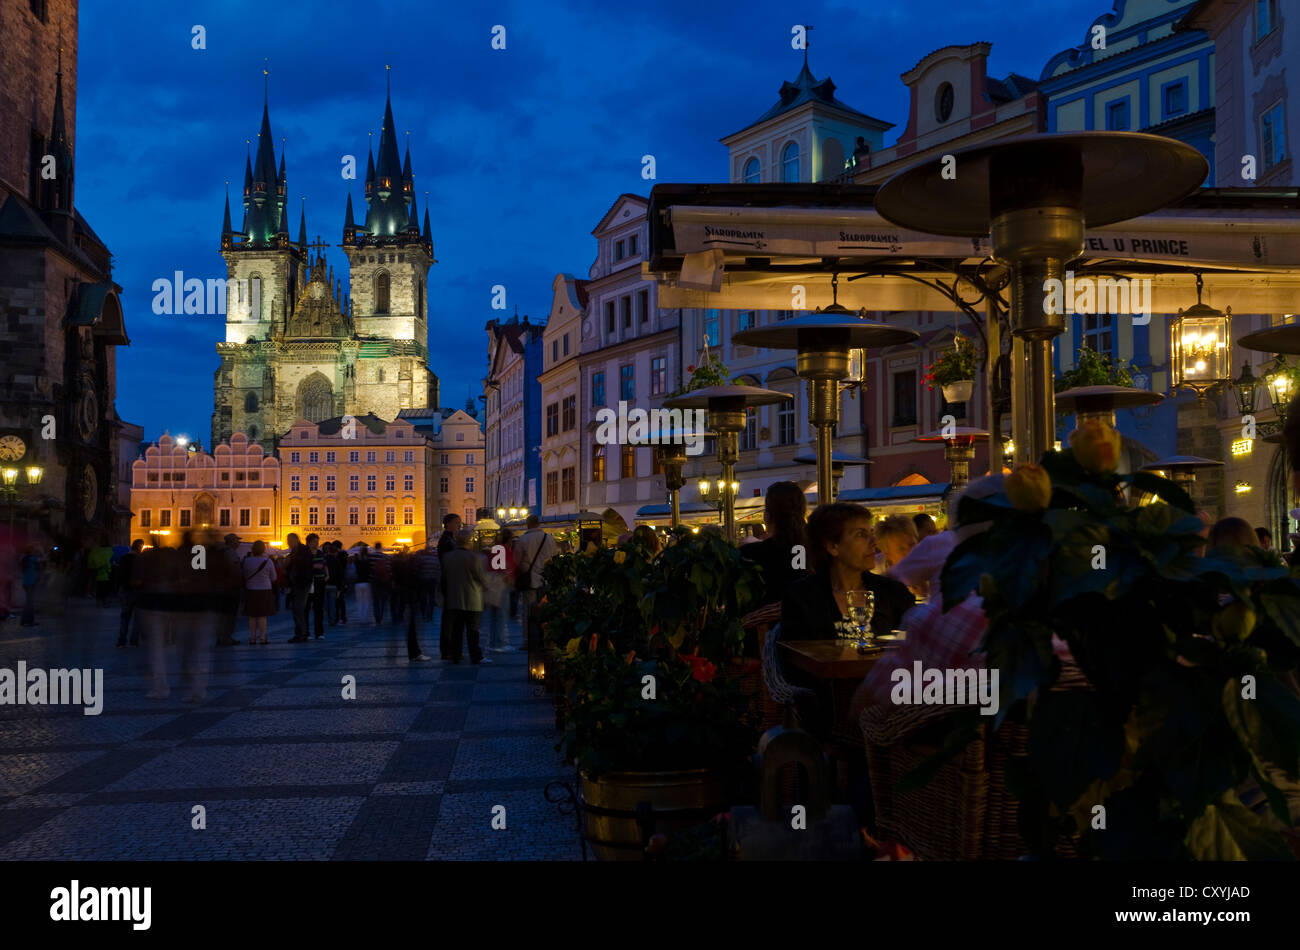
[914,428,988,520]
[648,423,712,529]
[664,385,791,543]
[732,280,917,506]
[791,451,873,504]
[874,133,1207,467]
[1054,384,1162,429]
[1140,455,1224,500]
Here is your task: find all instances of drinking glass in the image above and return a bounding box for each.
[845,589,875,653]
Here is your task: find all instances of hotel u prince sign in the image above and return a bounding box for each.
[665,207,1300,269]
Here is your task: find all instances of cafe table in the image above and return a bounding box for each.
[778,639,897,758]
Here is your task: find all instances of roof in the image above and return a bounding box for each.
[1143,106,1215,135]
[985,72,1038,104]
[749,63,888,127]
[837,484,951,504]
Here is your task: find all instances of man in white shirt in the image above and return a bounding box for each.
[513,515,557,650]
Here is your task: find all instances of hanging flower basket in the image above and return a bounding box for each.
[941,379,974,403]
[925,334,979,401]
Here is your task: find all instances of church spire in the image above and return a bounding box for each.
[407,190,420,233]
[244,88,281,248]
[43,34,74,215]
[362,72,420,242]
[221,182,233,250]
[343,192,357,245]
[297,197,307,250]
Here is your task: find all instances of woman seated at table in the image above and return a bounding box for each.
[741,481,809,608]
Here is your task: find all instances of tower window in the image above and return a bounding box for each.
[375,272,390,313]
[782,142,800,182]
[245,392,258,413]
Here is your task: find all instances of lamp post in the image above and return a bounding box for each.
[732,277,917,505]
[875,132,1207,466]
[698,477,739,524]
[2,465,44,537]
[664,384,791,544]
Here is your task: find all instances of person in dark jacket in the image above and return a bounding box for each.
[307,533,328,639]
[286,533,313,642]
[437,514,461,560]
[741,481,809,608]
[116,539,145,647]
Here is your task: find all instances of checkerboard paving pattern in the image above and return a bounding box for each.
[0,603,580,860]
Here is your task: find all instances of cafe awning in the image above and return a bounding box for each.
[837,483,950,508]
[645,184,1300,314]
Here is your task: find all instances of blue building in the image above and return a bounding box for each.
[1039,0,1216,463]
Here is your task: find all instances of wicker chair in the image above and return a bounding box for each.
[759,624,815,731]
[862,661,1090,860]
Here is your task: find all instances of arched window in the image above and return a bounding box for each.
[743,157,760,183]
[298,373,334,423]
[248,274,264,320]
[244,392,258,413]
[782,142,800,182]
[248,425,259,441]
[375,272,390,314]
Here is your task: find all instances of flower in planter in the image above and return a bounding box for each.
[924,334,979,388]
[1005,463,1052,512]
[1069,418,1121,473]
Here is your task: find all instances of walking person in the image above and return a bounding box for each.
[286,532,312,642]
[115,539,145,647]
[19,544,42,627]
[400,553,430,663]
[353,542,374,625]
[307,533,328,639]
[513,515,557,651]
[436,514,460,559]
[369,542,392,625]
[329,541,349,624]
[414,543,441,621]
[241,540,276,644]
[484,528,515,652]
[216,533,243,646]
[440,528,491,664]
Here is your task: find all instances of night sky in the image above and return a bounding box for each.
[75,0,1108,445]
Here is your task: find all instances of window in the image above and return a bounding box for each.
[456,433,465,442]
[375,272,390,313]
[552,339,559,363]
[238,508,250,527]
[366,506,377,526]
[325,507,336,526]
[1105,98,1130,131]
[366,451,377,462]
[159,509,172,527]
[180,509,192,527]
[349,506,359,526]
[592,371,606,407]
[308,506,319,526]
[440,453,449,465]
[29,0,48,24]
[778,398,795,445]
[326,451,336,463]
[782,142,800,182]
[638,290,649,325]
[140,509,152,527]
[385,474,396,491]
[367,475,377,491]
[592,445,606,482]
[349,451,360,462]
[546,471,559,506]
[235,471,245,482]
[349,474,360,491]
[308,451,319,463]
[738,311,756,332]
[615,239,625,261]
[1262,103,1287,171]
[1162,80,1187,119]
[245,392,258,413]
[326,475,336,492]
[465,507,475,526]
[892,371,918,427]
[290,475,301,492]
[562,396,576,431]
[404,450,414,462]
[290,452,300,463]
[308,475,319,492]
[259,508,270,526]
[743,157,760,183]
[629,234,638,256]
[467,453,475,464]
[385,506,395,526]
[703,310,720,348]
[546,403,559,437]
[605,301,615,335]
[248,472,258,482]
[620,364,635,401]
[465,476,475,493]
[385,451,396,462]
[220,472,230,482]
[621,444,636,479]
[1082,315,1115,356]
[936,82,955,123]
[1258,0,1277,39]
[621,296,632,330]
[403,506,414,525]
[561,466,575,502]
[404,474,414,491]
[776,309,795,321]
[740,407,758,451]
[290,508,300,526]
[563,334,570,356]
[652,452,664,476]
[440,476,449,493]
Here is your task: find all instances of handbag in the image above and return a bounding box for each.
[514,540,540,592]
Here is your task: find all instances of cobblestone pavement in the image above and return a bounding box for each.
[0,598,582,860]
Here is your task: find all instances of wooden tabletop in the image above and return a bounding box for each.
[779,639,886,679]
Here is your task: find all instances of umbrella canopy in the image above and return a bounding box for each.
[1140,455,1224,471]
[1237,325,1300,355]
[663,383,792,410]
[792,451,873,466]
[1055,385,1162,413]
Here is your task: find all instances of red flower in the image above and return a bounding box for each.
[677,652,717,683]
[687,365,695,373]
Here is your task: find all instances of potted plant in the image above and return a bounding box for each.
[666,347,731,399]
[927,422,1300,859]
[536,530,762,860]
[1055,346,1136,391]
[925,334,979,404]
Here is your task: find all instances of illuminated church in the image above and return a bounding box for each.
[211,86,439,452]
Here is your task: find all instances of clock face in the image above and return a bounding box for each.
[81,464,98,521]
[78,386,99,441]
[0,435,25,461]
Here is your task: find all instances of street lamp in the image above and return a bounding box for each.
[698,477,739,522]
[1170,274,1232,401]
[1235,361,1259,416]
[1265,356,1292,425]
[2,465,44,536]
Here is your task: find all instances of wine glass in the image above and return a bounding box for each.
[845,589,875,653]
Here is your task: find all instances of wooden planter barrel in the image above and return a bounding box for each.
[580,769,726,861]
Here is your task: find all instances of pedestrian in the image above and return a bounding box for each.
[512,515,557,654]
[369,542,392,624]
[88,536,114,607]
[306,533,328,639]
[115,539,145,647]
[19,544,42,627]
[241,540,276,644]
[484,529,515,652]
[437,514,460,559]
[216,533,243,646]
[740,480,809,608]
[328,541,349,624]
[353,542,374,624]
[875,514,919,575]
[286,532,313,642]
[414,543,441,621]
[441,528,490,664]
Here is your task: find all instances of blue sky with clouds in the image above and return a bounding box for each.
[76,0,1111,444]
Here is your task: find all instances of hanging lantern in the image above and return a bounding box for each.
[1265,356,1293,425]
[1169,274,1231,399]
[1234,361,1258,416]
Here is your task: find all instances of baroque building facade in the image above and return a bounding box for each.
[212,90,438,454]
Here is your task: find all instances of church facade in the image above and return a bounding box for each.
[211,90,439,453]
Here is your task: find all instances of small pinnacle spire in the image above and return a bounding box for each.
[386,63,391,96]
[264,58,269,104]
[298,197,307,249]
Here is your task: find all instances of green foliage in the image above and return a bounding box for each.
[924,334,978,388]
[536,530,764,779]
[666,350,731,399]
[934,445,1300,859]
[1056,347,1136,391]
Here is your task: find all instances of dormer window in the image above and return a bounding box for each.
[936,83,954,123]
[615,239,625,261]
